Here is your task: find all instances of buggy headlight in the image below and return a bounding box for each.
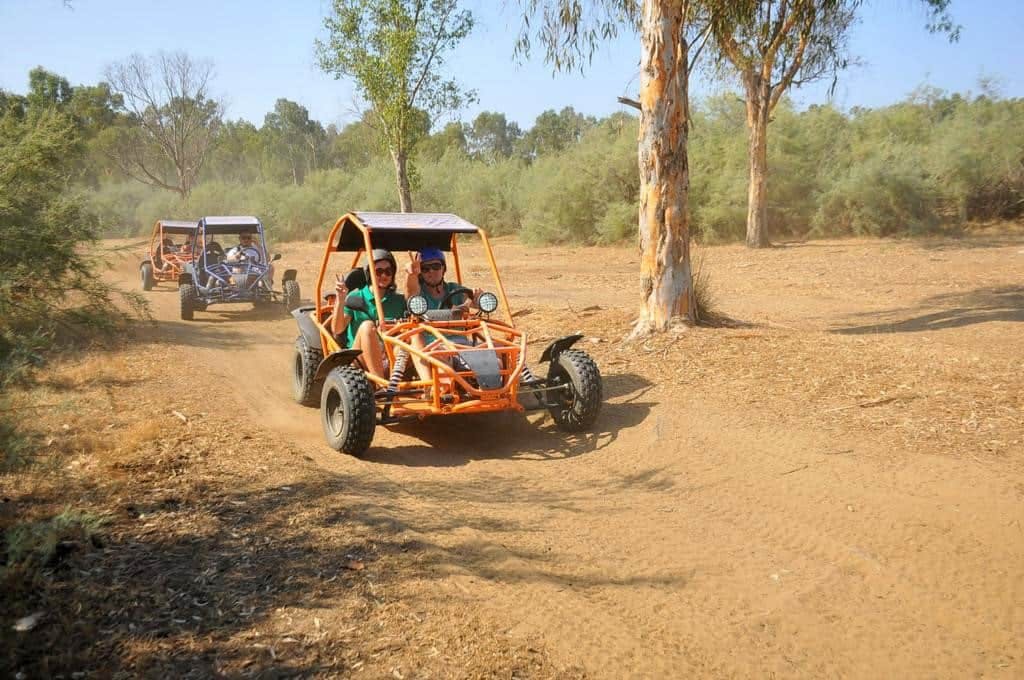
[477,291,498,313]
[408,295,429,316]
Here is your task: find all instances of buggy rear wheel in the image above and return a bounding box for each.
[282,280,301,313]
[547,349,602,432]
[141,263,155,291]
[293,335,324,407]
[179,283,197,321]
[320,365,376,455]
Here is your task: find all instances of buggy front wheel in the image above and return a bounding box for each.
[293,335,324,407]
[320,365,376,455]
[547,349,602,432]
[141,263,155,291]
[179,283,198,321]
[282,280,301,313]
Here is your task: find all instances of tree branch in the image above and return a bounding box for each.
[617,96,641,111]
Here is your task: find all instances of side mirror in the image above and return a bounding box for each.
[345,292,368,313]
[272,253,282,262]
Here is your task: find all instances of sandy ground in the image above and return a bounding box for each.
[6,231,1024,677]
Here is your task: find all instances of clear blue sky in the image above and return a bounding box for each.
[1,0,1021,129]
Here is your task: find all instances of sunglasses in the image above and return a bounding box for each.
[421,262,444,272]
[374,267,393,277]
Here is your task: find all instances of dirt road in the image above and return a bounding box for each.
[105,234,1023,677]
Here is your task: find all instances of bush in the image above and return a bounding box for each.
[2,509,106,578]
[82,86,1024,245]
[519,115,638,244]
[812,144,938,236]
[0,108,144,469]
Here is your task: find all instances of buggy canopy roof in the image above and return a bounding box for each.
[200,216,263,235]
[332,212,481,252]
[157,219,198,235]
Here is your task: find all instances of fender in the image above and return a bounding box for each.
[291,306,320,347]
[313,349,363,384]
[539,333,584,363]
[282,268,298,282]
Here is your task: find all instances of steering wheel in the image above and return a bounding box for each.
[439,286,475,310]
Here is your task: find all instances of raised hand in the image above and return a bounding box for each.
[406,251,421,276]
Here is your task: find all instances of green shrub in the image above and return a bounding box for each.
[812,144,938,236]
[1,108,144,469]
[2,509,106,576]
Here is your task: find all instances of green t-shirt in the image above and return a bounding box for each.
[422,280,466,310]
[343,285,407,347]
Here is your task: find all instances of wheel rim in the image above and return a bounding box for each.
[293,351,304,391]
[324,387,345,437]
[549,365,578,421]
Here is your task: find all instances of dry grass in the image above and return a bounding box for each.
[1,345,581,678]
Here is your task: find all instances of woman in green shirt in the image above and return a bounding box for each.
[330,249,407,378]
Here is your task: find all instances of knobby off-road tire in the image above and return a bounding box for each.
[320,365,376,455]
[293,335,324,407]
[547,349,602,432]
[179,283,197,321]
[282,280,301,313]
[140,263,155,291]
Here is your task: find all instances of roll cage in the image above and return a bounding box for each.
[307,211,530,417]
[146,219,198,281]
[189,216,273,299]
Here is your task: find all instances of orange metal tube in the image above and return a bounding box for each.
[478,230,515,328]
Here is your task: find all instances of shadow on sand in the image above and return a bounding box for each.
[360,372,656,467]
[831,285,1024,335]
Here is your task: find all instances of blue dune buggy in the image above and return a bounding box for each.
[177,216,301,320]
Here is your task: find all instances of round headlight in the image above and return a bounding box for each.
[477,291,499,314]
[408,295,429,316]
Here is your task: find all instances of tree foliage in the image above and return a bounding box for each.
[0,102,144,467]
[105,52,224,199]
[316,0,475,210]
[4,63,1020,247]
[706,0,960,247]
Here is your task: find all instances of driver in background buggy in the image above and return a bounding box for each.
[225,229,274,288]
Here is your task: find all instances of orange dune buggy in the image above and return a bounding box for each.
[290,211,602,455]
[140,219,198,290]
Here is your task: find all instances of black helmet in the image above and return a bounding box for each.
[368,248,397,290]
[370,248,397,272]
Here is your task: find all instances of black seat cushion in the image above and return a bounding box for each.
[344,267,368,291]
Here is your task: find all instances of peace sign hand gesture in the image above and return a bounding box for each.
[406,251,421,276]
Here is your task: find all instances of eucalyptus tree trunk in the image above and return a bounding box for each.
[632,0,697,336]
[391,149,413,213]
[745,75,771,248]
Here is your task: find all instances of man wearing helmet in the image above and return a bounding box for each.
[225,229,275,288]
[330,249,407,378]
[404,247,481,312]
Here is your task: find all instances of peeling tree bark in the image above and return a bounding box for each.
[745,75,772,248]
[632,0,697,337]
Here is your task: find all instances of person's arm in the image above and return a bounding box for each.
[330,278,351,336]
[453,287,484,314]
[404,251,421,298]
